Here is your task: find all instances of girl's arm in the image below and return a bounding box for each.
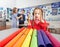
[27,16,32,28]
[39,20,49,31]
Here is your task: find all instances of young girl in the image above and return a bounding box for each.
[28,8,49,31]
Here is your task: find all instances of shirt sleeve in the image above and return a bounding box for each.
[17,14,21,17]
[23,15,25,21]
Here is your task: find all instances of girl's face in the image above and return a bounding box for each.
[33,9,42,21]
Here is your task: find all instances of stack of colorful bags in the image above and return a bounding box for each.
[0,27,60,47]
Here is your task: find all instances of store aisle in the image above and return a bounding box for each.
[0,28,19,41]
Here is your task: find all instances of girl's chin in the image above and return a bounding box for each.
[34,19,40,24]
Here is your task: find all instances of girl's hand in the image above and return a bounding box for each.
[40,19,44,23]
[40,17,44,23]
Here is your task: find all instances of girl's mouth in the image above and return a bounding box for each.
[35,17,39,20]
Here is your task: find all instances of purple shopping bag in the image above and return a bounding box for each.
[40,30,53,47]
[37,30,45,47]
